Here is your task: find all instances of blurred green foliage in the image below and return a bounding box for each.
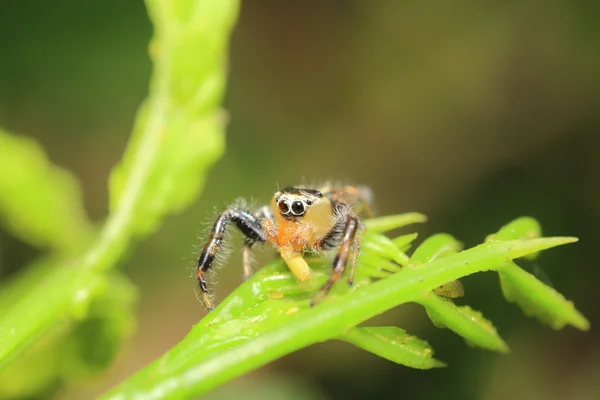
[0,0,598,399]
[0,130,93,254]
[0,0,238,397]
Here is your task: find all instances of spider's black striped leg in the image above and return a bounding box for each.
[196,207,267,310]
[242,206,274,280]
[310,214,360,307]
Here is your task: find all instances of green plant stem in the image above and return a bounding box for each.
[0,51,170,371]
[83,90,169,274]
[103,237,575,399]
[0,0,240,370]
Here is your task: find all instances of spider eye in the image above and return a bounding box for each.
[278,200,290,214]
[291,201,305,215]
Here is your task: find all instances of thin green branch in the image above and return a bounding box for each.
[103,235,578,399]
[0,0,239,370]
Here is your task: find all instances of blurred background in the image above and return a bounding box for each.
[1,1,599,399]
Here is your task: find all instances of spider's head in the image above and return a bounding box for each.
[272,187,328,221]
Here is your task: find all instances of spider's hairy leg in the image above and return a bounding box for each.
[196,207,267,310]
[310,214,360,307]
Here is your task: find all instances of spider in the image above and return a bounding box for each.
[195,184,374,310]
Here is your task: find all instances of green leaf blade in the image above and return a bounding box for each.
[363,231,409,266]
[498,262,589,330]
[419,295,509,353]
[485,219,587,330]
[391,232,419,252]
[410,233,508,352]
[487,217,543,260]
[489,217,542,242]
[410,233,463,264]
[102,234,578,399]
[341,327,445,369]
[364,212,427,233]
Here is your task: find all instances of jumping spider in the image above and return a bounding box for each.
[195,184,374,310]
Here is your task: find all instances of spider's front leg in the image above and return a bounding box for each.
[310,214,361,307]
[196,207,267,310]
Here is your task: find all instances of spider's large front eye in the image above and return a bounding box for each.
[278,200,290,214]
[291,201,305,215]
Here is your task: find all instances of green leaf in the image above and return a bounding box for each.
[392,232,419,252]
[498,262,589,330]
[363,231,409,266]
[0,258,53,317]
[341,326,446,369]
[0,130,93,254]
[364,212,427,233]
[410,233,463,264]
[487,218,588,330]
[420,295,509,352]
[101,234,576,399]
[409,233,465,301]
[410,233,507,352]
[62,272,138,377]
[487,217,542,259]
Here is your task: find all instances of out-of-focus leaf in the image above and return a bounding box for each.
[487,217,542,260]
[363,231,409,266]
[359,251,403,274]
[0,320,69,399]
[0,130,93,253]
[108,108,225,237]
[364,212,427,233]
[486,217,588,330]
[341,326,445,369]
[0,272,137,398]
[410,234,506,352]
[108,0,239,237]
[0,0,241,372]
[0,266,105,369]
[410,233,463,265]
[392,232,419,252]
[0,0,241,396]
[410,233,466,318]
[420,294,509,352]
[0,258,54,318]
[62,272,137,378]
[498,262,589,330]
